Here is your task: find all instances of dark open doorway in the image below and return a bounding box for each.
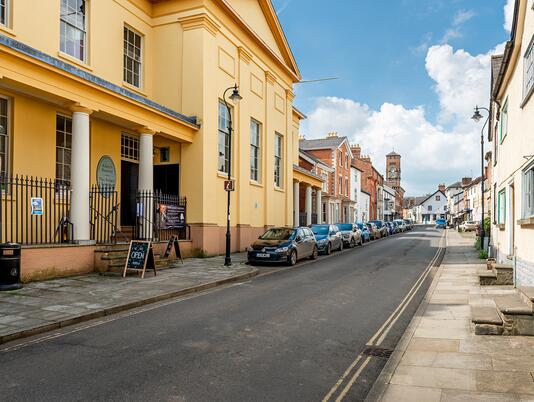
[154,164,179,196]
[121,161,139,227]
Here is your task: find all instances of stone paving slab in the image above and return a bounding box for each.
[0,253,257,343]
[367,229,534,401]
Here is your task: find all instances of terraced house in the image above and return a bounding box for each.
[489,0,534,286]
[0,0,301,280]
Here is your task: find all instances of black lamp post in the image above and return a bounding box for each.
[471,105,489,242]
[223,84,243,266]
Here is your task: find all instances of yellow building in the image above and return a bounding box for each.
[0,0,305,280]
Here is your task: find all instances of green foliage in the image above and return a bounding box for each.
[483,217,491,233]
[474,237,482,250]
[479,249,488,259]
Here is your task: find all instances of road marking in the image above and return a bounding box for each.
[322,229,445,401]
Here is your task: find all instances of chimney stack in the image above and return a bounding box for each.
[351,144,361,159]
[438,184,446,193]
[299,134,305,140]
[327,131,338,138]
[462,177,472,187]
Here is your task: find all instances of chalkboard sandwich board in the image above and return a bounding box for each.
[123,240,157,278]
[163,235,183,263]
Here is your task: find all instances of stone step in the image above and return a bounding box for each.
[471,306,503,325]
[494,294,532,316]
[479,270,497,286]
[492,264,514,286]
[494,294,534,336]
[518,287,534,312]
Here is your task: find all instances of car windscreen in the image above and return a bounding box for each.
[311,226,329,235]
[370,221,382,227]
[337,224,353,231]
[260,228,295,240]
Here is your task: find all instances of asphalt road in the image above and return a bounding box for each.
[0,226,444,402]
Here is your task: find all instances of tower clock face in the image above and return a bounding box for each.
[389,167,397,179]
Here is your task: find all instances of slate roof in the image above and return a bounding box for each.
[299,136,347,150]
[446,181,462,190]
[491,55,504,92]
[299,150,332,171]
[387,151,400,157]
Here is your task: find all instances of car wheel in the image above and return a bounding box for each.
[310,246,318,260]
[350,238,356,248]
[288,250,297,266]
[326,243,332,255]
[339,241,344,251]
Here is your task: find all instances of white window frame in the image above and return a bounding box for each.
[0,95,10,178]
[524,35,534,103]
[498,189,506,225]
[500,98,508,142]
[60,0,88,62]
[218,101,232,174]
[121,133,139,162]
[0,0,9,27]
[274,133,283,188]
[250,119,261,182]
[56,114,72,188]
[123,25,143,89]
[523,162,534,218]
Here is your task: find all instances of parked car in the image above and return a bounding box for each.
[394,219,407,232]
[435,218,447,229]
[384,221,395,235]
[403,219,414,230]
[370,220,389,238]
[311,224,343,254]
[356,222,371,243]
[366,222,380,240]
[337,223,363,247]
[460,221,479,231]
[247,227,318,266]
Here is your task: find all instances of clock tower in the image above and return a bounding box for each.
[386,151,401,188]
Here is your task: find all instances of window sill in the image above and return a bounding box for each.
[250,180,263,188]
[274,186,285,193]
[517,217,534,227]
[0,24,15,37]
[122,81,147,97]
[57,51,93,71]
[497,223,505,230]
[217,171,235,180]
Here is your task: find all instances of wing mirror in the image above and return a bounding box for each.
[296,235,302,242]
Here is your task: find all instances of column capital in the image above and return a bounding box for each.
[69,104,93,115]
[265,71,276,85]
[136,127,157,135]
[286,89,295,102]
[178,12,220,37]
[238,46,253,64]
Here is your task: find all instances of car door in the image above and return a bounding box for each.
[332,225,341,249]
[305,228,315,256]
[295,228,306,258]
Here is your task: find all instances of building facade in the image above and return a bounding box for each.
[0,0,302,280]
[489,0,534,285]
[350,165,362,223]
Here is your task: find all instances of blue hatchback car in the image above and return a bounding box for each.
[355,222,371,243]
[435,218,447,229]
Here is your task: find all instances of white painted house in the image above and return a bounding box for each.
[351,166,362,223]
[359,190,371,223]
[383,184,396,221]
[413,189,448,224]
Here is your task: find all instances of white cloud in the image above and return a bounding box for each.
[453,9,475,26]
[504,0,515,32]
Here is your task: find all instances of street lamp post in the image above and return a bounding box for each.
[471,106,490,243]
[223,84,243,267]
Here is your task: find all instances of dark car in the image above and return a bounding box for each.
[311,224,343,254]
[370,220,388,238]
[336,223,363,248]
[384,221,395,235]
[356,222,371,243]
[247,227,318,266]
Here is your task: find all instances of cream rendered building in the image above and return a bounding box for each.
[0,0,301,280]
[490,0,534,285]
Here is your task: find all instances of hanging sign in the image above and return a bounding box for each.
[96,156,116,196]
[224,180,235,191]
[31,197,43,216]
[123,240,157,278]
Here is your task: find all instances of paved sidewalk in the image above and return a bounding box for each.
[0,253,256,344]
[368,230,534,401]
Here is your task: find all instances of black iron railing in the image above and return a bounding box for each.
[90,184,127,244]
[135,190,189,241]
[0,175,73,245]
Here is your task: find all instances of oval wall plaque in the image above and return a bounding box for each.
[96,155,116,189]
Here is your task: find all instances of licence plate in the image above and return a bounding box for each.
[256,253,270,258]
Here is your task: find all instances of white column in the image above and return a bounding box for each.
[70,107,92,243]
[139,130,155,239]
[305,185,312,226]
[293,181,300,227]
[316,189,322,224]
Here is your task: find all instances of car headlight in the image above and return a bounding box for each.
[275,246,289,253]
[317,239,328,244]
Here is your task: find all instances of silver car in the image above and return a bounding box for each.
[336,223,363,248]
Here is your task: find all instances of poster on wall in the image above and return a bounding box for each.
[31,197,43,216]
[157,204,186,229]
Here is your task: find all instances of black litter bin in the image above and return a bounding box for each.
[0,243,22,291]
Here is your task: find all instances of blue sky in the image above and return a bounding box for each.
[272,0,513,195]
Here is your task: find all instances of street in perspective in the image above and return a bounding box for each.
[1,0,534,401]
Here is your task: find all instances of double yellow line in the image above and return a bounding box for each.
[323,232,446,402]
